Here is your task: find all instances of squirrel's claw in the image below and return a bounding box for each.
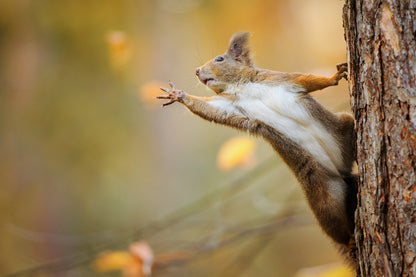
[159,86,169,93]
[168,81,176,90]
[161,100,176,107]
[339,71,348,81]
[156,95,170,99]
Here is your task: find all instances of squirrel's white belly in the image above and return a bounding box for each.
[235,83,343,175]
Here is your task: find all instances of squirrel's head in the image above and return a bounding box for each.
[196,32,254,94]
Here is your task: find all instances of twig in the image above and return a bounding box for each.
[153,213,312,269]
[4,158,281,276]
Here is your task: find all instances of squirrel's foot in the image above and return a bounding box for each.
[157,81,185,107]
[336,62,347,72]
[331,63,348,85]
[336,62,348,81]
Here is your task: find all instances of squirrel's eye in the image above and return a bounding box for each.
[215,56,224,62]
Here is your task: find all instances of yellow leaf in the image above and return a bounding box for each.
[295,263,354,277]
[319,265,354,277]
[93,251,134,272]
[217,136,257,172]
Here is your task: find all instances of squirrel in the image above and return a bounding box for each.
[157,32,357,262]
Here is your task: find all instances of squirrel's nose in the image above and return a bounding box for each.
[196,68,200,76]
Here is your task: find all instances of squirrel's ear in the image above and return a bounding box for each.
[226,32,252,65]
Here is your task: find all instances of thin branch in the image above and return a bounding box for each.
[4,158,280,276]
[218,235,275,277]
[153,213,312,269]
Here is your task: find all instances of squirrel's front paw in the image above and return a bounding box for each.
[157,81,185,107]
[336,63,348,81]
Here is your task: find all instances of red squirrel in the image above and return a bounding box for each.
[157,32,357,262]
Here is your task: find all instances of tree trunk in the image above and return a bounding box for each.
[343,1,416,276]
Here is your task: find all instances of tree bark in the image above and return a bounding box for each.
[343,1,416,276]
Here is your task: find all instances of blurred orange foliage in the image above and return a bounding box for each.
[139,81,167,108]
[93,241,154,277]
[93,251,135,273]
[295,263,354,277]
[217,136,257,171]
[106,30,131,70]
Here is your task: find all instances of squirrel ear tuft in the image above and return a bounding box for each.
[226,32,252,65]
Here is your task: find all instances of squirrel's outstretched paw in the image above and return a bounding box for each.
[157,81,185,107]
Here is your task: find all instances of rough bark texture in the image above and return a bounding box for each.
[343,0,416,276]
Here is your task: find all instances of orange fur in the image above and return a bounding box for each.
[197,37,346,94]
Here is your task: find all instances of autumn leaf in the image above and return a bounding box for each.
[93,251,134,273]
[295,263,354,277]
[123,262,144,277]
[93,241,154,277]
[217,136,257,172]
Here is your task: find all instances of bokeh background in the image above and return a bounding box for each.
[0,0,353,276]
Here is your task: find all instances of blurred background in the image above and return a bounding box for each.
[0,0,353,276]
